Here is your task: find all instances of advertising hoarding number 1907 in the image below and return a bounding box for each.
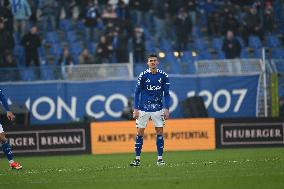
[187,89,247,113]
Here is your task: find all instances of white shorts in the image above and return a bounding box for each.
[0,123,3,133]
[136,110,165,128]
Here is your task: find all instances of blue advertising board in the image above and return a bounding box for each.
[0,75,260,125]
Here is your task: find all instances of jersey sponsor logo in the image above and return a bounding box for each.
[147,85,162,91]
[146,79,151,83]
[158,78,162,83]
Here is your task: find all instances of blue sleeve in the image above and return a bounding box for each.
[0,90,10,111]
[134,74,143,109]
[163,75,170,109]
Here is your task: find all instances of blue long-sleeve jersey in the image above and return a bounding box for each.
[0,89,10,112]
[134,68,170,112]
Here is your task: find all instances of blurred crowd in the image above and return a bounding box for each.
[0,0,283,67]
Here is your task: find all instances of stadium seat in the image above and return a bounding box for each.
[162,53,181,74]
[240,49,249,58]
[13,33,21,45]
[192,26,202,38]
[49,44,63,61]
[142,27,152,40]
[160,39,173,51]
[13,45,24,57]
[180,51,196,74]
[272,48,284,59]
[145,40,156,52]
[40,65,55,80]
[65,31,78,43]
[179,60,195,74]
[38,47,46,58]
[45,32,60,44]
[69,42,83,57]
[19,68,37,81]
[134,63,146,76]
[13,45,25,66]
[198,50,211,60]
[88,42,97,54]
[236,36,245,48]
[266,35,281,47]
[181,51,193,61]
[59,19,73,31]
[212,37,223,50]
[248,36,262,49]
[75,20,86,31]
[253,48,262,58]
[194,38,207,51]
[217,51,225,59]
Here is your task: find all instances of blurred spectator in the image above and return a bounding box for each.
[153,0,167,46]
[128,0,143,25]
[185,0,197,25]
[175,8,192,51]
[55,0,72,29]
[2,51,17,68]
[39,0,57,31]
[29,0,39,25]
[101,3,118,26]
[204,0,217,35]
[59,46,74,78]
[263,6,274,34]
[112,26,129,63]
[115,0,132,34]
[0,0,14,34]
[242,7,263,45]
[132,26,145,63]
[95,35,113,63]
[77,0,89,20]
[208,11,221,37]
[165,0,180,41]
[128,0,152,27]
[0,18,14,65]
[78,48,93,64]
[21,26,41,66]
[10,0,32,36]
[81,0,101,44]
[222,12,239,35]
[222,30,241,59]
[0,51,19,82]
[59,46,74,65]
[221,1,236,18]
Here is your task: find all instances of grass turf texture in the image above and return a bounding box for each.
[0,148,283,189]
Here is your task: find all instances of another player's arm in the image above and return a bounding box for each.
[133,74,143,119]
[0,90,15,121]
[163,75,170,120]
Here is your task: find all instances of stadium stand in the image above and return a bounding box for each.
[0,0,282,81]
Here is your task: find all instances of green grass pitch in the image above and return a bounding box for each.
[0,148,283,189]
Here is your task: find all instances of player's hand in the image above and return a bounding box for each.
[7,111,15,121]
[133,109,139,119]
[163,109,169,120]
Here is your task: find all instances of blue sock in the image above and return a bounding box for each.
[156,135,164,158]
[1,140,14,162]
[135,135,143,158]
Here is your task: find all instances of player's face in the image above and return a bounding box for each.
[147,57,159,69]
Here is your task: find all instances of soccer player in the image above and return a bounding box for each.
[0,89,22,170]
[130,54,170,167]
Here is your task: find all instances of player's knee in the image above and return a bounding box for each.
[155,127,163,135]
[137,128,145,136]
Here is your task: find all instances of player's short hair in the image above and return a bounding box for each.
[147,54,158,59]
